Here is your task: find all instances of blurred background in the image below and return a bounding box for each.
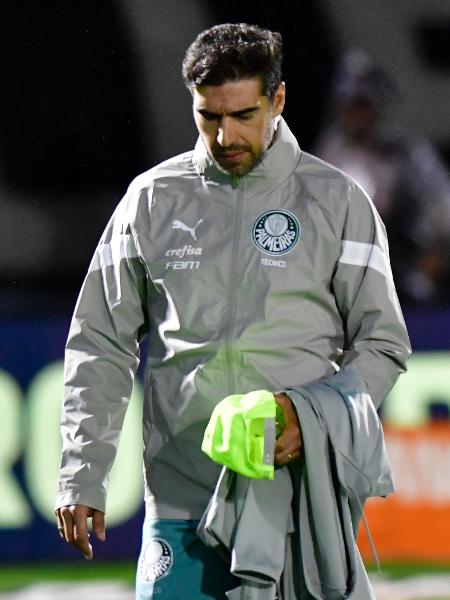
[1,0,449,598]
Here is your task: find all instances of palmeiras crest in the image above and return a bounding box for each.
[252,210,301,256]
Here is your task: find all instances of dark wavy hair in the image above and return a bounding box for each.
[182,23,283,99]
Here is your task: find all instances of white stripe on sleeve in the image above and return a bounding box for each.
[89,234,139,272]
[339,241,393,281]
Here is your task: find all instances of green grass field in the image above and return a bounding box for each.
[369,561,450,578]
[0,561,135,593]
[1,561,450,598]
[0,560,450,592]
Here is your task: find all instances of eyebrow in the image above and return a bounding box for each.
[197,106,259,119]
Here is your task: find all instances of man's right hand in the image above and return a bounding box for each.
[55,505,106,560]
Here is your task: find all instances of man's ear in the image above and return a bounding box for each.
[272,82,286,117]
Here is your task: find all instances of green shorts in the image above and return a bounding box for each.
[135,519,238,600]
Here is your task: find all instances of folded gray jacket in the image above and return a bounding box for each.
[197,370,392,599]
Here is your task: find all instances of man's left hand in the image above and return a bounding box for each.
[274,392,302,465]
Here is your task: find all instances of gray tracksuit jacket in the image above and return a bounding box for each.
[198,371,392,599]
[56,118,411,520]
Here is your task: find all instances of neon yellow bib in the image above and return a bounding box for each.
[202,390,283,480]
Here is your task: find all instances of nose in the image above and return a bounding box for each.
[217,117,237,148]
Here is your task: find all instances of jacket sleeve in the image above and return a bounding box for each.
[331,181,411,409]
[55,189,149,512]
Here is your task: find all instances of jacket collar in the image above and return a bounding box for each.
[192,117,302,186]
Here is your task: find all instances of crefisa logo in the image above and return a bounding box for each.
[141,538,174,582]
[252,210,301,256]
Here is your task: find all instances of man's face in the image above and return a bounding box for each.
[192,77,285,177]
[338,96,380,143]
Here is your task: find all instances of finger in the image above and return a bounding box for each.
[275,430,289,455]
[92,510,106,542]
[275,393,299,425]
[275,447,301,466]
[275,427,302,465]
[55,509,65,539]
[72,508,93,560]
[275,426,302,455]
[59,506,75,544]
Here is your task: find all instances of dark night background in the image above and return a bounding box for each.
[0,0,449,568]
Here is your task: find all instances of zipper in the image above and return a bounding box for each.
[225,177,245,394]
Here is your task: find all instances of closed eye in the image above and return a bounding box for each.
[198,110,219,121]
[197,107,259,122]
[235,112,254,121]
[231,108,258,121]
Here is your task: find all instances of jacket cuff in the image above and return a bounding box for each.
[55,484,106,513]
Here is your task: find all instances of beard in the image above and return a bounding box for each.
[210,116,276,177]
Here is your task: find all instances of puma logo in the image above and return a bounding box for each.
[172,219,204,241]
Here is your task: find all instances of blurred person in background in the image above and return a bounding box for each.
[316,49,450,307]
[55,24,410,599]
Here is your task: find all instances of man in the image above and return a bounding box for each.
[316,49,450,306]
[55,24,410,599]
